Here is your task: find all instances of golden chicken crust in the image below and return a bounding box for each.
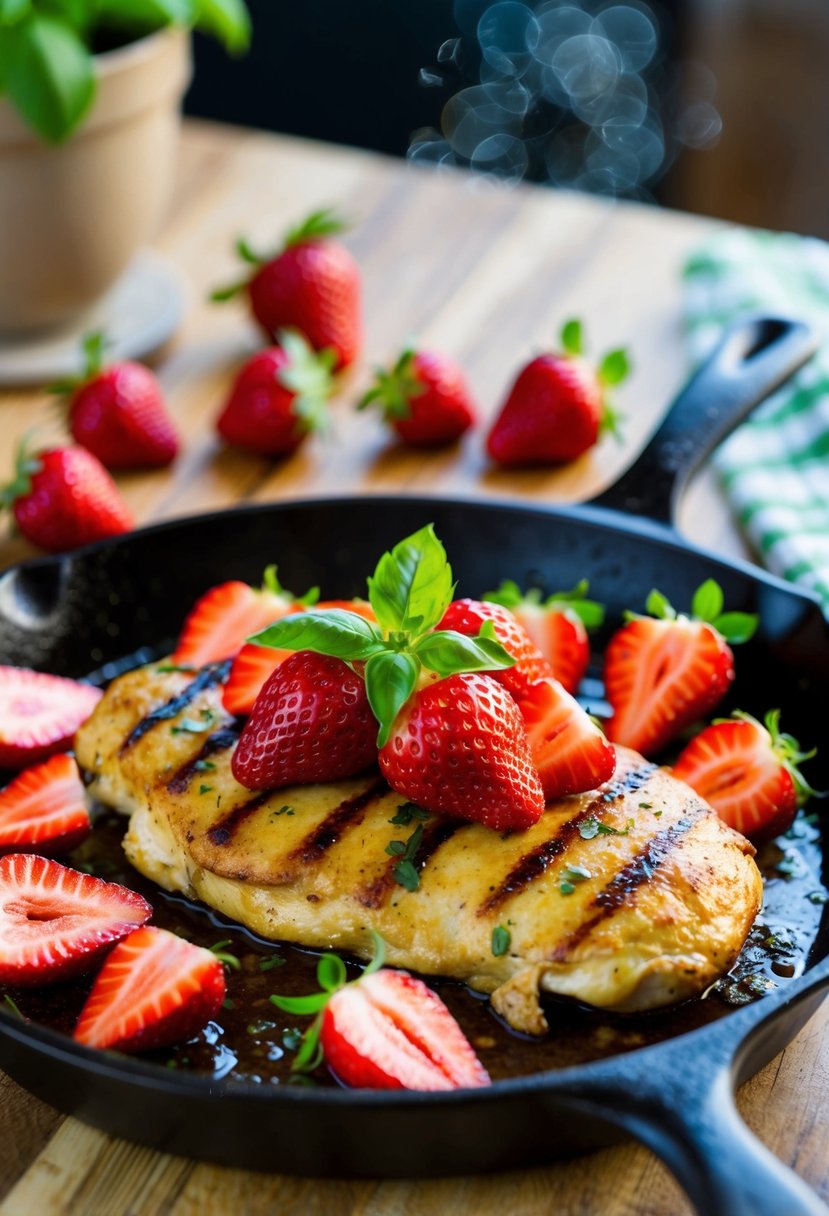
[75,662,763,1034]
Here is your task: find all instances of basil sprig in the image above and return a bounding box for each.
[269,932,386,1074]
[249,524,516,747]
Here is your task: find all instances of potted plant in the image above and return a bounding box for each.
[0,0,250,334]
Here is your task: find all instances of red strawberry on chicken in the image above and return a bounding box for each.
[74,925,225,1052]
[604,581,757,757]
[215,330,336,457]
[0,753,90,855]
[485,579,604,693]
[174,565,316,668]
[672,710,820,844]
[519,677,616,800]
[53,332,179,469]
[212,208,362,370]
[437,598,553,702]
[379,672,544,832]
[271,938,490,1090]
[358,348,476,447]
[232,650,378,790]
[0,853,151,986]
[487,319,629,466]
[2,441,133,554]
[0,665,102,769]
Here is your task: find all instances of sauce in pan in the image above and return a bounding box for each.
[2,806,826,1087]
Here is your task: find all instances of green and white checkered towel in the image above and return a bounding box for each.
[683,228,829,613]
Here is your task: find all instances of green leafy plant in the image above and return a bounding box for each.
[0,0,250,143]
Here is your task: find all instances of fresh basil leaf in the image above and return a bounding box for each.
[0,0,30,26]
[414,629,515,677]
[560,318,582,356]
[316,952,346,993]
[367,524,454,636]
[268,992,329,1015]
[193,0,250,52]
[251,608,383,660]
[7,12,94,142]
[364,650,418,748]
[598,348,630,386]
[712,611,758,645]
[691,578,723,623]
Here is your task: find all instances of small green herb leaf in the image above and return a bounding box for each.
[491,925,511,956]
[259,955,285,972]
[269,992,330,1015]
[560,318,582,356]
[393,859,420,892]
[712,611,758,645]
[389,802,429,826]
[413,629,515,677]
[209,940,241,971]
[645,588,676,620]
[317,953,347,993]
[598,348,630,387]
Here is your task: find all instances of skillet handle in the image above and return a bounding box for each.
[589,315,817,526]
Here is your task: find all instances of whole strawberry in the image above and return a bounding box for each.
[486,319,630,466]
[53,333,179,469]
[2,440,133,553]
[212,208,362,370]
[216,329,336,456]
[231,650,378,790]
[358,348,476,447]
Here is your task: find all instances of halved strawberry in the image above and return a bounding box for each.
[672,710,821,844]
[437,599,554,702]
[172,566,317,668]
[231,650,378,790]
[0,854,151,986]
[0,666,102,770]
[222,599,376,716]
[603,582,757,757]
[73,925,225,1053]
[0,753,90,855]
[322,970,490,1090]
[270,939,490,1090]
[484,580,604,694]
[519,677,616,800]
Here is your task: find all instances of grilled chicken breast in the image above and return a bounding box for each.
[75,662,762,1034]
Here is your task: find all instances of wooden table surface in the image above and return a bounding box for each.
[0,119,826,1216]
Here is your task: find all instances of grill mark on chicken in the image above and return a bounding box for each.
[120,661,231,754]
[549,816,696,961]
[206,791,272,846]
[289,778,388,865]
[478,760,657,915]
[166,724,242,793]
[356,818,464,909]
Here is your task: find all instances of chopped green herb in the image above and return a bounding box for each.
[393,860,420,892]
[389,802,429,826]
[638,802,653,810]
[653,809,663,818]
[491,925,511,956]
[209,940,241,971]
[222,998,235,1010]
[259,955,286,972]
[194,759,217,772]
[389,822,425,891]
[198,784,213,795]
[156,663,197,674]
[270,805,295,818]
[171,718,211,735]
[385,840,406,856]
[560,881,576,895]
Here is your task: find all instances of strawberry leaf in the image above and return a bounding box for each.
[317,953,347,993]
[250,609,384,660]
[691,579,724,623]
[645,588,676,620]
[598,348,630,387]
[713,612,758,645]
[367,524,454,636]
[560,318,582,356]
[365,651,418,748]
[413,629,514,677]
[283,207,347,249]
[268,992,330,1015]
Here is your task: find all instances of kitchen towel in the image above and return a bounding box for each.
[683,227,829,613]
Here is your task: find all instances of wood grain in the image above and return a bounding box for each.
[0,119,825,1216]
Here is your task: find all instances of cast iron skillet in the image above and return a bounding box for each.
[0,316,827,1215]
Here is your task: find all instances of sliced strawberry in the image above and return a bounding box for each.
[73,925,225,1053]
[321,969,490,1091]
[173,567,315,668]
[603,583,757,757]
[0,753,90,855]
[484,580,604,694]
[379,672,544,831]
[222,599,376,716]
[0,666,102,770]
[437,599,554,702]
[231,651,378,789]
[0,854,151,986]
[672,710,819,844]
[519,677,616,800]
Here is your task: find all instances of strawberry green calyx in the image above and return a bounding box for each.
[732,709,824,805]
[358,348,426,421]
[485,578,605,630]
[249,524,515,747]
[48,330,109,397]
[559,316,630,442]
[211,209,349,302]
[269,932,386,1073]
[0,437,42,512]
[260,564,320,607]
[275,328,338,436]
[627,580,759,644]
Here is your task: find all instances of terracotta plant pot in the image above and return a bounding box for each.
[0,28,192,335]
